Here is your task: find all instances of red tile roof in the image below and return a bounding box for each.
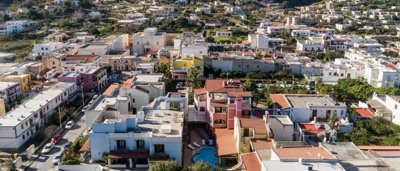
[103,84,119,97]
[272,147,337,160]
[358,146,400,157]
[239,118,268,135]
[354,108,374,119]
[227,91,252,97]
[63,55,97,63]
[251,139,274,150]
[79,139,90,153]
[205,79,242,93]
[215,128,238,156]
[194,88,207,95]
[299,123,325,135]
[270,94,290,109]
[121,78,133,89]
[384,63,398,71]
[241,153,261,171]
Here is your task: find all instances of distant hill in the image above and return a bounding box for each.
[274,0,323,7]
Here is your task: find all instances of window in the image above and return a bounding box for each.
[199,107,205,112]
[116,140,126,149]
[154,144,165,154]
[132,98,135,103]
[215,107,227,113]
[214,119,226,124]
[395,104,398,110]
[21,125,24,129]
[136,140,145,150]
[22,135,25,139]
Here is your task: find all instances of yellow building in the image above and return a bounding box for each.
[158,56,171,68]
[44,55,62,71]
[171,56,204,79]
[0,99,5,116]
[0,74,31,92]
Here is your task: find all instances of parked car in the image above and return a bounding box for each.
[51,134,63,145]
[41,143,54,154]
[52,152,62,165]
[65,121,75,129]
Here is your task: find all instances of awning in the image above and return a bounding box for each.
[108,151,149,159]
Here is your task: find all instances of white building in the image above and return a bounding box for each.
[270,94,348,123]
[267,115,294,141]
[89,92,187,169]
[0,20,30,35]
[320,58,365,84]
[0,81,21,105]
[132,28,166,55]
[365,94,400,125]
[215,31,232,37]
[364,63,400,88]
[174,33,208,57]
[195,7,212,14]
[33,42,65,57]
[0,82,77,150]
[296,37,324,52]
[248,33,284,50]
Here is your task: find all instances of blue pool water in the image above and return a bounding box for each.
[193,146,218,166]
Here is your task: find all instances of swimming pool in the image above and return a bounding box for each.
[193,146,218,166]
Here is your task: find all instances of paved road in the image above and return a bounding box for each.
[26,113,87,171]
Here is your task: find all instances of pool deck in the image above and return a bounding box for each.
[183,129,203,166]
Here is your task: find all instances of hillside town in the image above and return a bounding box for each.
[0,0,400,171]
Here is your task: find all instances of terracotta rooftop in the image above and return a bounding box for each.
[63,55,98,63]
[358,146,400,157]
[215,128,238,156]
[354,108,374,119]
[239,118,268,135]
[103,84,119,97]
[121,78,133,89]
[79,139,90,153]
[299,123,325,135]
[241,152,261,171]
[194,88,207,95]
[251,139,274,150]
[227,91,252,97]
[270,94,290,109]
[205,79,243,93]
[272,147,337,160]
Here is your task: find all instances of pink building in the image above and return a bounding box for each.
[194,79,252,129]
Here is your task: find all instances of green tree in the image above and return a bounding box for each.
[190,162,212,171]
[150,161,181,171]
[188,67,203,89]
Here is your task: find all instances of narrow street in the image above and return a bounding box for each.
[25,113,87,171]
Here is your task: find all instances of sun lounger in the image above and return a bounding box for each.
[187,144,195,150]
[202,139,206,145]
[194,142,201,148]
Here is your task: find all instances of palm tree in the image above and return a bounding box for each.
[188,67,203,90]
